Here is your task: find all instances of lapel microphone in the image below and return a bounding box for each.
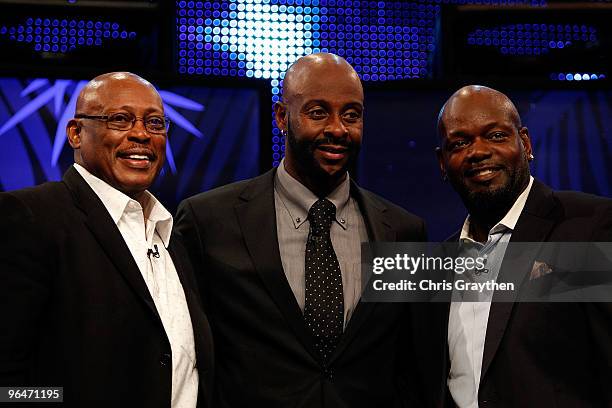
[147,244,160,259]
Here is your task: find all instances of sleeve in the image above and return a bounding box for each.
[0,193,53,385]
[586,202,612,403]
[585,302,612,404]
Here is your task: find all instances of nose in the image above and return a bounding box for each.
[466,136,492,162]
[127,118,151,142]
[324,114,349,140]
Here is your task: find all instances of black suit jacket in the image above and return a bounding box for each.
[175,168,426,408]
[413,179,612,408]
[0,167,213,408]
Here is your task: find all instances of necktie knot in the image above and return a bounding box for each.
[308,198,336,236]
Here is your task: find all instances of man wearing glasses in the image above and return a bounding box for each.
[0,72,212,408]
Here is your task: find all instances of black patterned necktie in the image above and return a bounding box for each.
[303,198,344,361]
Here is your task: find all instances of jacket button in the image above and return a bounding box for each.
[160,353,171,367]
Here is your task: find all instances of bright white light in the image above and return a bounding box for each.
[200,0,319,80]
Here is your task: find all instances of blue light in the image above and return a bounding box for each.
[175,0,597,164]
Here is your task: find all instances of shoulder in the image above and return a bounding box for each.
[177,170,274,217]
[357,186,427,239]
[526,181,612,240]
[0,182,72,246]
[554,190,612,238]
[0,181,70,218]
[358,187,423,222]
[553,190,612,216]
[181,178,254,209]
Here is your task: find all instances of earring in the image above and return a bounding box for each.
[442,174,448,182]
[280,129,287,137]
[528,153,535,161]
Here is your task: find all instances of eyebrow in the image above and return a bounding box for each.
[302,100,364,109]
[110,106,163,114]
[447,121,513,138]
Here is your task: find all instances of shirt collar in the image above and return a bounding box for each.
[73,163,173,247]
[274,158,351,230]
[460,176,534,242]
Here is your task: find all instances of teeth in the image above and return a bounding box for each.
[475,169,494,176]
[127,154,149,160]
[319,147,346,153]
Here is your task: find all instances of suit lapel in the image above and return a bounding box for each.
[329,184,396,363]
[234,169,319,360]
[63,167,162,323]
[481,180,560,380]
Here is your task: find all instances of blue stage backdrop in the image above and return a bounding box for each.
[0,76,269,213]
[359,85,612,240]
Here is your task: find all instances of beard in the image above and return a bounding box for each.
[449,157,531,224]
[285,117,360,181]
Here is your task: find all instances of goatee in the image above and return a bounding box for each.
[285,119,360,181]
[450,159,531,226]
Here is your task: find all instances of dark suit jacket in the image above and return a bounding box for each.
[412,179,612,408]
[0,167,213,408]
[174,168,427,408]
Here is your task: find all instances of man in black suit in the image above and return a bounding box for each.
[417,85,612,407]
[0,72,212,407]
[175,53,426,407]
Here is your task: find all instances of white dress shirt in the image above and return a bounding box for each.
[74,164,198,408]
[448,176,533,408]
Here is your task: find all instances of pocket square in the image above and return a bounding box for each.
[529,260,553,280]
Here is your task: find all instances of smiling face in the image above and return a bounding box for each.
[67,73,166,202]
[275,53,364,196]
[437,86,532,220]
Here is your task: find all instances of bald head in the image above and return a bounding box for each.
[281,53,363,103]
[76,72,161,115]
[437,85,521,141]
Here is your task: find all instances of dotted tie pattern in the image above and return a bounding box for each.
[303,198,344,361]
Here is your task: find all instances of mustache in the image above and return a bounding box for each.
[312,137,352,149]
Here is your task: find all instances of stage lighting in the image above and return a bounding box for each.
[0,0,173,75]
[438,3,611,81]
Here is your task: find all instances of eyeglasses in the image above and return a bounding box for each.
[75,112,170,134]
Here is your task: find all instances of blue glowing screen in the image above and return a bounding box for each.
[0,17,136,54]
[467,23,598,56]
